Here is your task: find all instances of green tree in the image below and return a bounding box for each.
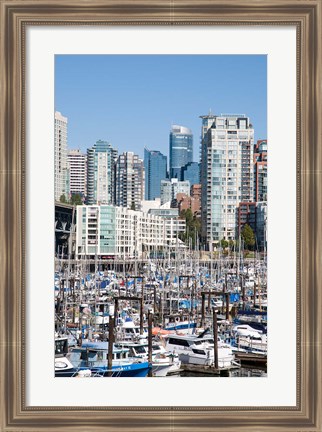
[130,202,136,211]
[70,193,83,205]
[229,239,235,251]
[220,238,229,249]
[241,224,256,250]
[59,194,67,204]
[179,209,201,249]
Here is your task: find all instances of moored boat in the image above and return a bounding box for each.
[68,341,151,377]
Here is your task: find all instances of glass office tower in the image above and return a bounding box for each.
[144,148,167,200]
[182,161,200,186]
[169,125,193,179]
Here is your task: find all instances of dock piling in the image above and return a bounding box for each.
[148,310,153,377]
[212,307,219,370]
[108,315,114,377]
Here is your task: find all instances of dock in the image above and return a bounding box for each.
[181,363,240,376]
[234,352,267,365]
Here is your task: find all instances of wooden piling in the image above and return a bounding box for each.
[114,298,119,327]
[140,297,144,335]
[201,293,205,328]
[225,293,230,320]
[212,308,219,370]
[253,281,257,308]
[148,311,153,377]
[108,315,114,377]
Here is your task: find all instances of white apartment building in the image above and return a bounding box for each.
[54,111,69,201]
[68,149,87,197]
[76,205,186,259]
[200,113,254,248]
[86,140,117,205]
[160,178,190,205]
[143,200,186,241]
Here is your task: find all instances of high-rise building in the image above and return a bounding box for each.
[86,140,117,205]
[68,149,87,198]
[182,161,200,185]
[116,152,144,211]
[160,178,190,206]
[200,113,254,248]
[54,111,69,201]
[254,139,267,202]
[144,148,167,200]
[169,125,193,179]
[255,201,267,251]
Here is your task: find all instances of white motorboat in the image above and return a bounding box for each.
[115,340,181,377]
[233,333,267,355]
[232,324,263,338]
[165,334,235,368]
[55,336,76,377]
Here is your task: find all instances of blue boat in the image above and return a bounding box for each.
[68,341,151,377]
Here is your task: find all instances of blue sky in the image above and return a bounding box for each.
[55,55,267,161]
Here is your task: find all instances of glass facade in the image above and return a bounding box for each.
[254,140,267,202]
[160,179,190,205]
[99,206,116,254]
[169,125,193,179]
[182,161,200,186]
[144,148,167,200]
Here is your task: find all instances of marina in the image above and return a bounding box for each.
[55,253,267,378]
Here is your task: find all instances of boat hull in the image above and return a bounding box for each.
[56,362,151,378]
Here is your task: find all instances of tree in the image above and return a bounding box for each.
[70,193,83,205]
[229,239,235,251]
[130,202,136,211]
[241,224,256,250]
[59,194,67,204]
[220,238,229,249]
[179,209,201,249]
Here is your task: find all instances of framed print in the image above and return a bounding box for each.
[0,0,321,431]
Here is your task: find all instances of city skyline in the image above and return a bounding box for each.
[55,55,267,160]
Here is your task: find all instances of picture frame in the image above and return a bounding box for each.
[0,0,321,431]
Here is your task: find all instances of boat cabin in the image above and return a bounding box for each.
[55,337,68,357]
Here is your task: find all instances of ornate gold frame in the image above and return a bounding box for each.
[0,1,321,431]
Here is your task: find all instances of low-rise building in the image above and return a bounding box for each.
[75,205,186,259]
[237,202,256,236]
[237,201,267,251]
[177,190,201,217]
